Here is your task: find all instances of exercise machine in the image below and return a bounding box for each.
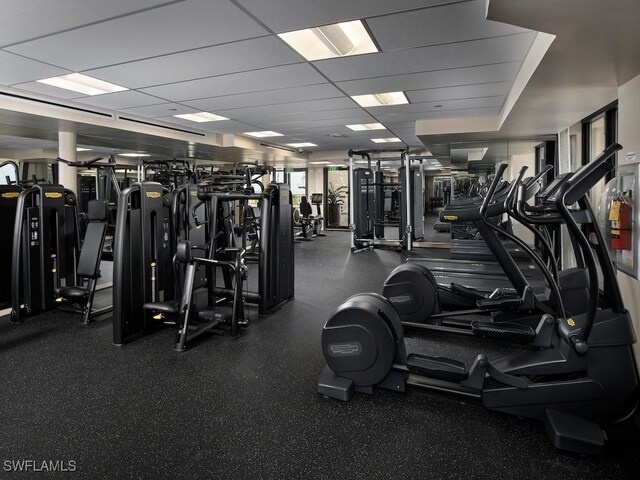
[317,146,637,455]
[54,199,112,323]
[0,161,22,309]
[10,184,80,323]
[310,193,327,236]
[196,181,294,316]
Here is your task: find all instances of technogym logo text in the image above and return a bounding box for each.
[3,459,77,472]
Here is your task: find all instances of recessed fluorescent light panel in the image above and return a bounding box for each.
[371,138,402,143]
[37,73,128,96]
[352,91,409,108]
[173,112,228,123]
[244,131,284,138]
[278,20,378,61]
[287,143,317,148]
[119,153,151,157]
[309,161,331,165]
[345,123,385,131]
[76,148,92,152]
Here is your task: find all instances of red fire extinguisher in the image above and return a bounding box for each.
[610,197,632,251]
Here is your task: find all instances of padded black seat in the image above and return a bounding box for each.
[56,199,110,323]
[143,301,180,315]
[55,286,89,300]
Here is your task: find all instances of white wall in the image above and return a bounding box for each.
[616,73,640,362]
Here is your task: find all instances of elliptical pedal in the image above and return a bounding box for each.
[544,409,606,455]
[471,321,535,343]
[406,354,468,382]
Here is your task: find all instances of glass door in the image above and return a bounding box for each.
[324,167,349,229]
[287,168,307,209]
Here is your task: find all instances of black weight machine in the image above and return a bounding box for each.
[112,181,246,351]
[0,161,22,309]
[10,184,80,323]
[348,148,422,252]
[194,180,295,316]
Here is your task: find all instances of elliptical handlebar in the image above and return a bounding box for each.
[479,163,508,218]
[504,166,528,211]
[555,143,623,349]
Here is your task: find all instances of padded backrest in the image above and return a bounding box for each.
[300,196,312,217]
[88,199,109,221]
[77,199,109,278]
[77,222,107,278]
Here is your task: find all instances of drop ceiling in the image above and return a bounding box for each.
[0,0,537,155]
[2,0,635,163]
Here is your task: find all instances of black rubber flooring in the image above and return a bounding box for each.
[1,232,639,479]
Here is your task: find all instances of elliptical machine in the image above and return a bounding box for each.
[317,143,639,454]
[381,155,608,345]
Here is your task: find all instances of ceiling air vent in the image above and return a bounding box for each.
[259,142,296,153]
[118,116,206,137]
[0,91,112,117]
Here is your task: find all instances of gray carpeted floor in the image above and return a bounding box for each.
[0,231,639,479]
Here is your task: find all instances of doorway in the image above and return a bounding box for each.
[324,167,349,229]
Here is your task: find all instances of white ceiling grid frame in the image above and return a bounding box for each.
[5,0,269,71]
[0,0,541,150]
[0,51,70,85]
[313,33,536,82]
[365,0,529,50]
[182,83,345,111]
[222,0,536,146]
[138,64,328,102]
[0,0,181,46]
[83,36,303,90]
[233,0,461,32]
[335,62,522,96]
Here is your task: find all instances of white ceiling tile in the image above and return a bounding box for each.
[336,62,521,95]
[85,36,302,89]
[371,96,505,116]
[268,116,376,128]
[265,108,372,124]
[74,91,165,110]
[139,64,326,102]
[182,84,343,111]
[377,106,501,122]
[10,81,86,99]
[156,117,261,134]
[406,82,511,103]
[120,103,199,118]
[217,98,358,119]
[316,33,536,82]
[0,51,69,85]
[6,0,267,71]
[0,0,171,47]
[235,0,452,33]
[367,0,529,51]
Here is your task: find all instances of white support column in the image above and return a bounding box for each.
[58,131,77,193]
